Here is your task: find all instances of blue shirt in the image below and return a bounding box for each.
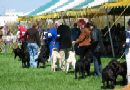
[126,29,130,47]
[47,27,60,56]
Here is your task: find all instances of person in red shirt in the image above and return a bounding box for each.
[16,24,27,48]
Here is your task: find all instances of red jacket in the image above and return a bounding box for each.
[18,25,26,42]
[75,28,91,47]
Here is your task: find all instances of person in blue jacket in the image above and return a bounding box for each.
[125,19,130,84]
[47,23,60,58]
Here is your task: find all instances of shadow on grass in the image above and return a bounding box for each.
[101,86,114,90]
[100,80,127,90]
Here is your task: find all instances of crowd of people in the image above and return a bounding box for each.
[0,18,130,85]
[15,19,104,76]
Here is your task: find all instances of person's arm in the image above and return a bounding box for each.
[24,30,28,41]
[75,32,85,43]
[16,31,20,38]
[126,31,130,47]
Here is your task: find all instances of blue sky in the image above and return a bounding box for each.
[0,0,51,15]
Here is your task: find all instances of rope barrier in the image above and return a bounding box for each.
[104,3,130,36]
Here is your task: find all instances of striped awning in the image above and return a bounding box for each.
[37,0,70,15]
[28,0,59,16]
[73,0,93,9]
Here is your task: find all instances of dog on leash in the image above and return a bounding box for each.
[102,59,120,88]
[75,51,92,79]
[102,59,127,88]
[51,48,61,72]
[102,65,116,88]
[117,61,127,85]
[66,51,76,73]
[13,48,22,60]
[18,42,30,68]
[36,45,49,68]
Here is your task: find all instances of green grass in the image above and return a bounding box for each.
[0,54,124,90]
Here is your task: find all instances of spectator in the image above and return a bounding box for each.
[91,23,104,76]
[24,23,40,68]
[57,24,72,70]
[71,23,81,42]
[74,19,92,60]
[47,22,60,58]
[125,19,130,83]
[0,26,3,41]
[16,24,27,48]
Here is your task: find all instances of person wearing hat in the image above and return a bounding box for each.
[125,19,130,83]
[24,23,41,68]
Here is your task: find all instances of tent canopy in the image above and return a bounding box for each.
[104,0,130,8]
[28,0,59,16]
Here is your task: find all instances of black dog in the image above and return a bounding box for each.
[36,45,49,68]
[102,65,116,88]
[75,59,86,79]
[117,61,127,85]
[21,42,30,68]
[108,60,127,85]
[102,59,127,88]
[75,52,92,79]
[13,48,22,60]
[102,59,120,88]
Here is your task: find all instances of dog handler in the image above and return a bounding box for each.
[24,23,40,68]
[125,19,130,83]
[74,19,92,60]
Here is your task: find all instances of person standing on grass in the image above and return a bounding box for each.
[24,23,40,68]
[47,22,60,59]
[74,19,92,60]
[91,23,104,76]
[125,19,130,83]
[16,23,27,48]
[57,24,72,70]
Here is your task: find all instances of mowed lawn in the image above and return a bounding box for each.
[0,54,124,90]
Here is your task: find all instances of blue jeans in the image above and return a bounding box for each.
[93,54,102,76]
[28,43,39,68]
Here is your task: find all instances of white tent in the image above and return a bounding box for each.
[56,0,85,12]
[37,0,69,15]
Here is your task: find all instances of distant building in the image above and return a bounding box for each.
[5,9,25,16]
[0,9,26,26]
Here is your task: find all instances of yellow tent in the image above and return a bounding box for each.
[104,0,130,8]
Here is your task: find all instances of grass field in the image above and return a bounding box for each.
[0,54,124,90]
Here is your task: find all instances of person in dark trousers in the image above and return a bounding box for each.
[57,24,72,70]
[74,19,92,60]
[24,23,41,68]
[91,23,104,76]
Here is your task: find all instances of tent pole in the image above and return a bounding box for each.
[124,15,125,28]
[68,17,71,27]
[61,12,66,25]
[106,9,115,57]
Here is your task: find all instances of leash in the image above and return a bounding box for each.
[72,43,75,51]
[117,52,125,62]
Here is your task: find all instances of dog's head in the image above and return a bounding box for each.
[13,48,21,54]
[108,59,121,74]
